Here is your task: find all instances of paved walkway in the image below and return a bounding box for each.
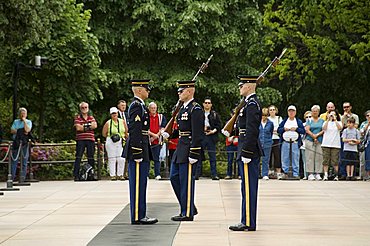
[0,179,369,245]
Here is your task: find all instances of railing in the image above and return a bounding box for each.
[0,140,105,185]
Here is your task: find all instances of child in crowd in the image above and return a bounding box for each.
[342,117,360,180]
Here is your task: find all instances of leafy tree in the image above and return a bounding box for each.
[81,0,282,124]
[263,0,370,117]
[0,0,102,141]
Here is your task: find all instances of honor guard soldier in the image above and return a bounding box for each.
[229,75,263,231]
[123,79,158,225]
[168,80,204,221]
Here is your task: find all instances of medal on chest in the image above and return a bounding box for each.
[181,112,189,121]
[239,107,244,117]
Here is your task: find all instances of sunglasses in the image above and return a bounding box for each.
[269,109,276,111]
[80,107,88,109]
[306,116,312,118]
[204,102,212,104]
[343,106,350,109]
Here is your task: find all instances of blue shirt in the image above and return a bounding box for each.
[259,119,274,147]
[11,119,32,139]
[306,118,324,143]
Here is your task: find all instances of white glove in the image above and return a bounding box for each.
[242,157,251,164]
[161,131,170,140]
[188,157,198,164]
[134,158,143,163]
[221,129,230,137]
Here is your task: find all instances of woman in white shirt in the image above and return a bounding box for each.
[268,105,283,179]
[321,110,342,181]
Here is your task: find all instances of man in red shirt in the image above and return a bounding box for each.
[148,102,167,180]
[73,102,97,181]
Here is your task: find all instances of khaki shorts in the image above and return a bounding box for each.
[321,147,340,166]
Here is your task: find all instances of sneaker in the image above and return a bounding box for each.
[111,176,117,181]
[315,174,322,181]
[277,173,283,180]
[346,176,351,181]
[155,175,161,180]
[323,175,328,181]
[119,176,125,181]
[224,176,232,180]
[262,176,269,180]
[280,173,288,180]
[302,176,307,180]
[308,174,315,181]
[333,176,339,181]
[238,176,241,180]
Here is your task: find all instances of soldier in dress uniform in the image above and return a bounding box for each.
[168,80,204,221]
[229,75,263,231]
[123,79,158,225]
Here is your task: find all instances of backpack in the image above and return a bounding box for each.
[79,164,95,181]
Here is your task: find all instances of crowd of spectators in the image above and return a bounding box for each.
[3,99,370,182]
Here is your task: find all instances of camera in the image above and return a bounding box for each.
[111,134,121,143]
[83,122,92,131]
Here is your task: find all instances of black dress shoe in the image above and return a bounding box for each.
[194,206,198,216]
[229,223,255,231]
[132,216,158,225]
[171,215,193,221]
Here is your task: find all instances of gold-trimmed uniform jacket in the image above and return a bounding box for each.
[172,99,205,164]
[123,97,151,161]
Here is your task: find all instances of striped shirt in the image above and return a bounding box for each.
[74,114,96,141]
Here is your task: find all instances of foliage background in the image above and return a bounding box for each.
[0,0,369,141]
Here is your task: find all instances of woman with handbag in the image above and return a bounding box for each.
[102,107,126,180]
[359,110,370,181]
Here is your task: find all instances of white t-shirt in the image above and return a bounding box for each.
[322,121,342,148]
[204,112,210,128]
[268,116,282,140]
[284,118,298,129]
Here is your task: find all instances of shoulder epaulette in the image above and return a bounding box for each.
[247,97,261,111]
[191,102,202,111]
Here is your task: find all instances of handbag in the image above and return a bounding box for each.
[110,120,121,143]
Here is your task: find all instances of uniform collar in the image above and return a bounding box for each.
[244,93,256,102]
[183,98,194,108]
[134,96,144,104]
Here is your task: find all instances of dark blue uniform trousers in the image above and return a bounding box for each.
[128,160,150,223]
[239,157,260,228]
[170,161,196,217]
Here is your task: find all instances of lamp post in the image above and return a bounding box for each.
[12,56,46,120]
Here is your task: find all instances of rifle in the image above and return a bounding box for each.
[222,49,287,136]
[163,55,213,135]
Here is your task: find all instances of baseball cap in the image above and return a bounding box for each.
[110,107,118,114]
[287,105,296,111]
